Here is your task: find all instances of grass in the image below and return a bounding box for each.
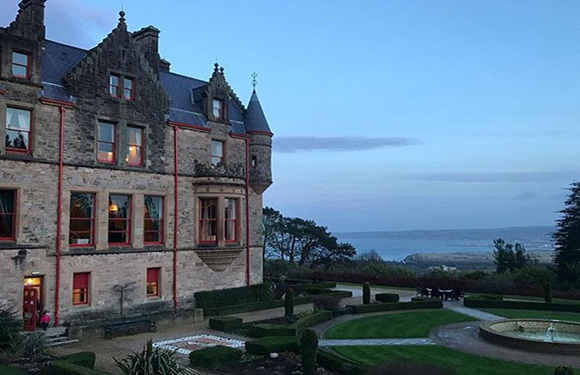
[482,308,580,322]
[468,293,580,305]
[0,364,27,375]
[324,310,476,339]
[332,345,560,375]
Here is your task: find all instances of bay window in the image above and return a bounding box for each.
[225,198,238,243]
[199,198,217,244]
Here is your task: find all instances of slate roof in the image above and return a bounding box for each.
[33,40,271,135]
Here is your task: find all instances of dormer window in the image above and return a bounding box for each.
[12,52,30,79]
[212,99,223,119]
[110,74,134,100]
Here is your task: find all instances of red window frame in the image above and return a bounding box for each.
[144,196,164,245]
[72,272,90,306]
[0,190,17,242]
[97,121,116,164]
[212,99,223,119]
[146,268,160,297]
[224,198,239,243]
[210,140,225,166]
[108,194,132,246]
[126,126,144,167]
[69,192,96,248]
[198,198,218,245]
[123,77,134,100]
[5,107,32,154]
[109,74,121,98]
[12,51,30,79]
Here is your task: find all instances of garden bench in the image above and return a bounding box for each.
[104,319,156,339]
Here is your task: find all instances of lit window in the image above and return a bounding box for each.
[251,155,257,169]
[126,126,143,166]
[72,273,89,305]
[110,75,121,97]
[212,99,223,119]
[12,52,29,78]
[97,121,115,163]
[0,190,16,241]
[225,198,238,243]
[199,198,217,244]
[144,196,163,244]
[123,78,134,100]
[108,194,131,245]
[5,107,31,153]
[146,268,160,297]
[69,193,95,247]
[210,140,224,166]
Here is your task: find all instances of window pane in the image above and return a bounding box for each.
[127,127,142,145]
[98,122,114,142]
[201,199,217,220]
[6,108,31,131]
[110,75,119,86]
[144,230,161,243]
[225,199,236,219]
[127,147,141,165]
[108,231,127,244]
[12,65,27,77]
[144,196,162,220]
[211,140,223,165]
[0,190,15,239]
[6,130,29,150]
[98,142,114,162]
[124,78,132,89]
[13,52,28,65]
[69,193,94,245]
[109,195,130,244]
[109,195,130,219]
[70,193,94,219]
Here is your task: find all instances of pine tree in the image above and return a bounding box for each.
[554,182,580,284]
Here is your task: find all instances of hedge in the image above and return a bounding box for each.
[47,361,110,375]
[204,290,353,316]
[352,300,443,314]
[189,346,242,370]
[375,293,399,303]
[250,311,334,337]
[194,283,272,309]
[57,352,96,369]
[463,298,580,312]
[209,316,243,332]
[411,297,440,302]
[245,336,300,355]
[317,350,366,375]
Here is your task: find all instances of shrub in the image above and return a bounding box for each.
[411,297,440,302]
[544,285,553,304]
[0,306,21,349]
[375,293,399,303]
[285,289,295,321]
[115,339,183,375]
[363,282,371,305]
[312,295,341,311]
[194,283,272,309]
[476,294,503,301]
[250,311,333,337]
[47,361,110,375]
[58,352,96,369]
[554,365,574,375]
[293,311,333,332]
[245,336,299,355]
[12,332,49,362]
[366,361,455,375]
[209,316,243,332]
[301,329,318,375]
[189,346,242,370]
[352,300,443,314]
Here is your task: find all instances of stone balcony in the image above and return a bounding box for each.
[193,161,245,179]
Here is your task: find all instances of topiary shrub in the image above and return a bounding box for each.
[209,316,243,332]
[311,295,341,311]
[544,285,553,304]
[189,346,242,370]
[375,293,399,303]
[554,365,574,375]
[194,283,272,309]
[285,289,295,322]
[363,282,371,305]
[0,306,22,349]
[245,336,299,355]
[58,352,96,369]
[115,339,182,375]
[366,361,455,375]
[301,328,318,375]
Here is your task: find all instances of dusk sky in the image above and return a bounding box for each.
[3,0,579,232]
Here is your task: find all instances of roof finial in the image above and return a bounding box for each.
[251,72,258,92]
[119,10,126,23]
[219,66,225,75]
[214,62,219,72]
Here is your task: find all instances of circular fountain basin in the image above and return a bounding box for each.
[480,319,580,354]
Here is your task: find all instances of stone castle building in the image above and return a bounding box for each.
[0,0,273,330]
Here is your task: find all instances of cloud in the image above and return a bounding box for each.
[273,136,419,153]
[515,191,537,200]
[407,171,580,184]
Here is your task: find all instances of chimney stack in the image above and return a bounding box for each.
[132,26,161,75]
[7,0,46,40]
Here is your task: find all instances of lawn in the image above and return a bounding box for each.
[332,346,559,375]
[468,293,580,305]
[0,364,27,375]
[482,308,580,322]
[324,310,475,339]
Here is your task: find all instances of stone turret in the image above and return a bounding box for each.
[244,90,273,194]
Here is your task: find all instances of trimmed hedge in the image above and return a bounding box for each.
[352,300,443,314]
[194,283,272,309]
[464,298,580,312]
[317,350,365,375]
[475,294,504,301]
[209,316,243,332]
[245,336,300,355]
[411,297,440,302]
[376,293,399,303]
[189,346,242,370]
[47,361,109,375]
[204,290,352,316]
[57,352,96,369]
[251,310,334,337]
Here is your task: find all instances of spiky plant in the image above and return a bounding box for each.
[115,339,183,375]
[0,305,22,349]
[12,332,49,362]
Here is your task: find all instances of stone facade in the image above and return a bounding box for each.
[0,0,273,328]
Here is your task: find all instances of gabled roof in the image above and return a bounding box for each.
[244,90,271,133]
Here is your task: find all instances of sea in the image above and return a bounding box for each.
[335,226,555,262]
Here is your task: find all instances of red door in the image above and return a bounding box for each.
[23,287,38,331]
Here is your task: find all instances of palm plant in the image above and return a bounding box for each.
[115,339,183,375]
[0,305,22,349]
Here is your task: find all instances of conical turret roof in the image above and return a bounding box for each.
[244,90,271,134]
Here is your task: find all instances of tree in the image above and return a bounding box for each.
[263,207,356,269]
[493,238,529,274]
[363,282,371,305]
[300,329,318,375]
[285,289,294,322]
[554,182,580,284]
[112,282,137,316]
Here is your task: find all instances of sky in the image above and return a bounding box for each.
[2,0,579,232]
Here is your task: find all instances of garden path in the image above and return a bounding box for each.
[444,301,504,321]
